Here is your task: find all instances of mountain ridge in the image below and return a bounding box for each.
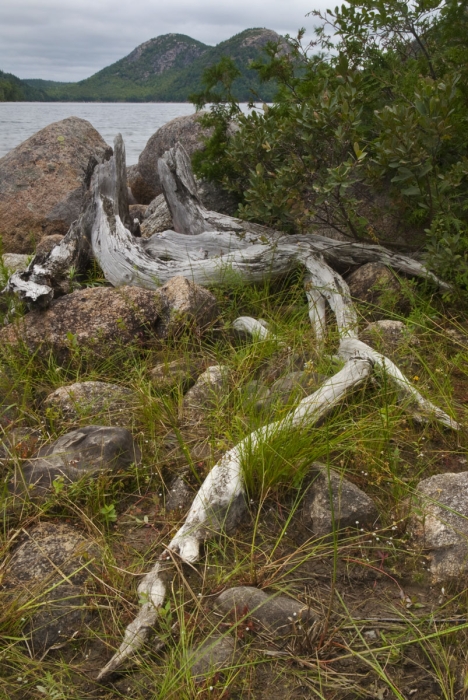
[22,28,285,102]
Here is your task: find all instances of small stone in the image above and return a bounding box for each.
[43,381,136,426]
[141,194,173,237]
[150,359,201,392]
[182,365,229,423]
[1,522,100,656]
[188,635,237,679]
[241,380,270,409]
[35,234,65,257]
[10,425,141,500]
[2,254,30,272]
[158,276,219,334]
[302,463,378,537]
[165,475,193,512]
[360,319,419,354]
[214,586,317,642]
[346,263,409,318]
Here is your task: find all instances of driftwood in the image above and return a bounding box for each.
[3,136,459,679]
[5,137,449,309]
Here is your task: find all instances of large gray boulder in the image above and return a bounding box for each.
[0,117,111,253]
[0,276,218,358]
[410,472,468,582]
[10,425,140,499]
[129,113,238,216]
[129,113,211,204]
[196,177,238,217]
[1,522,100,655]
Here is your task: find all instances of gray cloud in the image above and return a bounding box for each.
[0,0,329,81]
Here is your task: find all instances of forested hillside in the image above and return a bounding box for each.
[23,29,283,102]
[0,70,48,101]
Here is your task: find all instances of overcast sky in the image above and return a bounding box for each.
[0,0,330,82]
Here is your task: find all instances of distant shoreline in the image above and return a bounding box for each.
[3,100,196,104]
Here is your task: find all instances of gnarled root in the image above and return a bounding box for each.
[2,135,455,681]
[97,356,373,680]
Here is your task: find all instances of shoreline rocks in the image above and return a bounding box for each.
[302,463,378,537]
[0,276,218,358]
[44,381,137,427]
[129,113,211,204]
[410,472,468,582]
[129,113,238,217]
[0,117,111,253]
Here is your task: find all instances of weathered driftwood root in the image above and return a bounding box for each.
[234,316,459,431]
[5,139,449,309]
[2,135,457,679]
[3,220,90,308]
[97,356,373,680]
[98,316,459,679]
[95,144,458,681]
[338,338,459,430]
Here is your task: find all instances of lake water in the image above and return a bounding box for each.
[0,102,197,166]
[0,102,258,166]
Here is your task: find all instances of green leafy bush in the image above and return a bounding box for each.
[192,0,468,291]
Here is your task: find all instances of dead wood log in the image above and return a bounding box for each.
[5,138,449,309]
[95,141,459,681]
[1,135,458,679]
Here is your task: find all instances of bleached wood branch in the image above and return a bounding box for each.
[97,356,372,679]
[232,316,271,340]
[96,563,166,681]
[3,220,90,308]
[305,285,327,342]
[338,338,460,430]
[229,316,459,431]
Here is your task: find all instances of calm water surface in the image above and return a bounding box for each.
[0,102,198,165]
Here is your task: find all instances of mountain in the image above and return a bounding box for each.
[0,70,48,101]
[24,29,285,102]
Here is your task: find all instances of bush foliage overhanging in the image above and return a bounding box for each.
[191,0,468,292]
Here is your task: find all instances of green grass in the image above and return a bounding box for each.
[0,268,467,699]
